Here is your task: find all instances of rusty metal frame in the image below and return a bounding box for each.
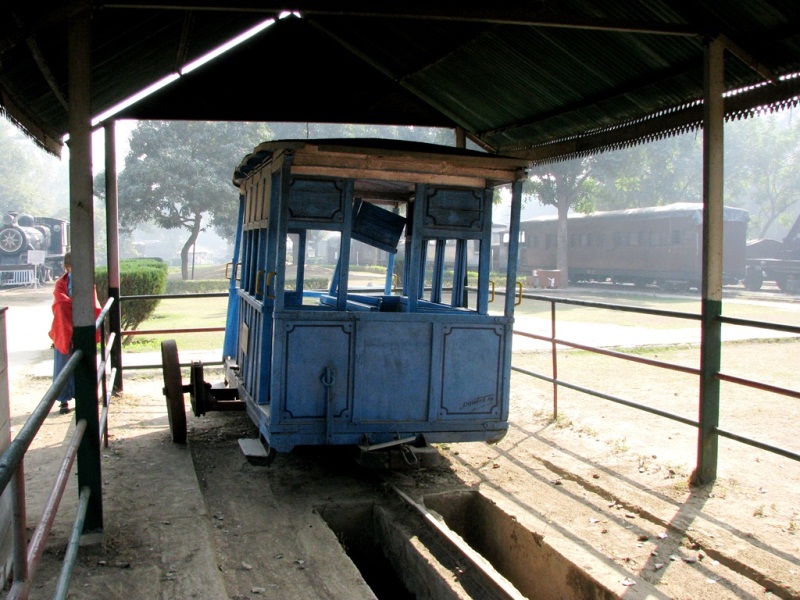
[511,292,800,478]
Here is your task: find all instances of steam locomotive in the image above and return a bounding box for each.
[0,212,70,281]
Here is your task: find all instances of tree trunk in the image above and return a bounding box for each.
[556,184,570,285]
[180,213,203,280]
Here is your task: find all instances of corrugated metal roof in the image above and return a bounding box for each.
[2,2,800,161]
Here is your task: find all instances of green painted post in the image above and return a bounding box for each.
[69,9,103,533]
[697,299,721,484]
[696,37,724,484]
[74,326,103,532]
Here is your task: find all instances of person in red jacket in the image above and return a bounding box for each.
[48,253,103,414]
[49,252,74,414]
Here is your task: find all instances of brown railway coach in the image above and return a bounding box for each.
[516,203,749,290]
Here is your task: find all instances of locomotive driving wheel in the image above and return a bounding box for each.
[161,339,187,444]
[0,228,24,253]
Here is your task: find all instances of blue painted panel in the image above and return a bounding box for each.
[351,201,406,253]
[353,320,432,422]
[423,188,485,231]
[439,324,505,417]
[278,321,352,419]
[286,178,345,223]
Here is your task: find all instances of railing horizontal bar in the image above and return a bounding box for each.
[717,371,800,400]
[519,293,702,321]
[99,404,109,443]
[124,360,223,371]
[0,350,83,496]
[719,315,800,335]
[96,297,114,327]
[121,292,227,301]
[715,427,800,461]
[96,357,107,386]
[10,419,87,599]
[511,365,700,427]
[53,486,91,600]
[513,330,701,375]
[104,332,116,360]
[122,327,224,336]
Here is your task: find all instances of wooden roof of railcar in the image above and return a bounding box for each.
[233,139,530,194]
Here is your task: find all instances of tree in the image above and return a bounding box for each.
[0,117,68,216]
[97,120,272,279]
[725,111,800,239]
[523,157,598,283]
[590,133,702,211]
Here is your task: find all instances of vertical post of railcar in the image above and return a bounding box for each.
[69,7,103,533]
[406,185,426,312]
[336,180,355,311]
[104,121,123,392]
[384,206,400,294]
[476,189,493,315]
[504,181,523,317]
[697,37,725,485]
[222,196,245,360]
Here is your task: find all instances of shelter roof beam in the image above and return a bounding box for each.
[100,2,706,36]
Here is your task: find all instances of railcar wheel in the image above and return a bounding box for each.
[743,268,763,291]
[161,340,187,444]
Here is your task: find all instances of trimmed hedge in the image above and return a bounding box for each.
[164,276,331,295]
[96,258,168,332]
[166,279,230,294]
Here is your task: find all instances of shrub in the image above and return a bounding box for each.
[96,258,168,332]
[166,279,230,294]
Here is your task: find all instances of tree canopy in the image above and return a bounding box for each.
[0,118,68,217]
[98,120,272,279]
[521,110,800,282]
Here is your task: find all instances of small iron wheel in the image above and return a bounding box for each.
[161,339,187,444]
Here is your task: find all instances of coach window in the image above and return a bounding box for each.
[671,230,682,245]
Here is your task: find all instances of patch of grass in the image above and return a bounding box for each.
[551,413,573,429]
[124,296,227,352]
[673,478,690,493]
[607,437,629,455]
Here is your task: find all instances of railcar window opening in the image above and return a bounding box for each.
[671,230,682,244]
[417,238,476,311]
[502,231,526,246]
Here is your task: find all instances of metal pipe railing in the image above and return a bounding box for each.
[7,420,88,600]
[0,351,83,494]
[53,486,91,600]
[0,295,117,598]
[511,292,800,474]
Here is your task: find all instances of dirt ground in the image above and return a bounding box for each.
[2,285,799,599]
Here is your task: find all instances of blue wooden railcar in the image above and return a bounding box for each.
[162,139,528,460]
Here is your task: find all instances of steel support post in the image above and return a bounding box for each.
[105,121,123,392]
[697,37,725,485]
[69,9,103,532]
